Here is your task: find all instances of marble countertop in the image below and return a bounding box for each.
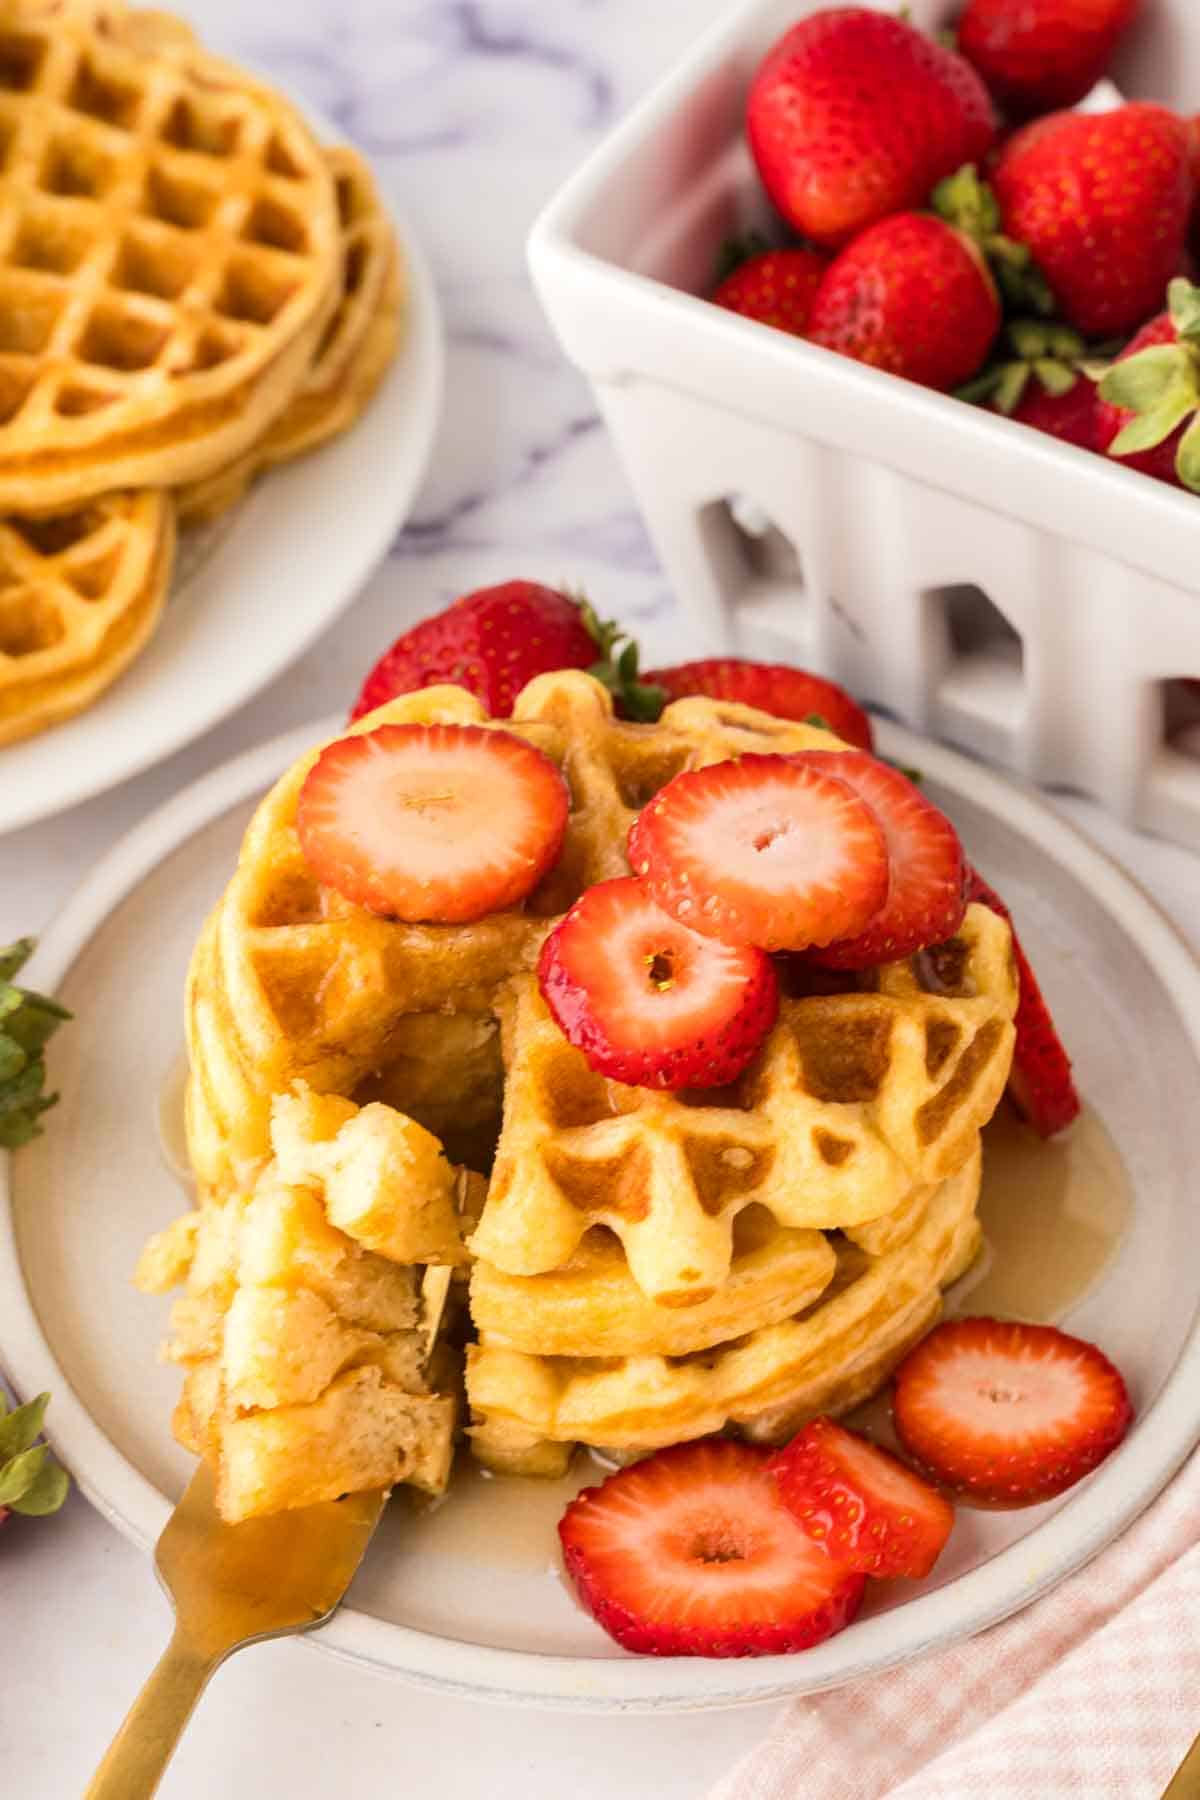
[5,3,1200,1795]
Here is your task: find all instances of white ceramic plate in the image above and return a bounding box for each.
[3,717,1200,1712]
[0,158,442,837]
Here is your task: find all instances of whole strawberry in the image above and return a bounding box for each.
[643,659,873,749]
[992,103,1193,338]
[746,8,995,250]
[351,581,613,722]
[711,247,828,338]
[807,212,1000,391]
[958,0,1143,120]
[1094,279,1200,489]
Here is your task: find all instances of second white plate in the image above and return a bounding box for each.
[3,717,1200,1710]
[0,178,442,838]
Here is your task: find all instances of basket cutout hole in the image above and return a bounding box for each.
[1162,678,1200,758]
[710,495,804,586]
[939,584,1022,662]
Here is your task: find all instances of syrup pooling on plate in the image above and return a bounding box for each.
[952,1102,1132,1323]
[157,1048,193,1192]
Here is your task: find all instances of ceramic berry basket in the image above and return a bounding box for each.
[527,0,1200,852]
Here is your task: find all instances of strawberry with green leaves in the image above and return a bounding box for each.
[746,8,995,249]
[806,211,1001,392]
[1094,278,1200,490]
[0,1390,69,1525]
[960,319,1103,450]
[992,103,1194,339]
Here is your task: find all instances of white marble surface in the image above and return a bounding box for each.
[5,2,1200,1795]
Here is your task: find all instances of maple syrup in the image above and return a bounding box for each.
[157,1047,193,1191]
[955,1101,1131,1324]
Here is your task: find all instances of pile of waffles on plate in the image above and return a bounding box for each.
[136,664,1023,1526]
[0,0,401,747]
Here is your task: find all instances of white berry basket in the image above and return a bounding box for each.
[528,0,1200,852]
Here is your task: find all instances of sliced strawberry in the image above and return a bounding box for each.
[537,877,777,1090]
[643,660,874,751]
[297,723,568,923]
[628,755,888,952]
[558,1438,866,1657]
[800,752,966,969]
[965,866,1081,1136]
[768,1416,954,1579]
[893,1318,1132,1508]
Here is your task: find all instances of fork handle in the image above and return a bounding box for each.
[1163,1731,1200,1798]
[84,1627,220,1800]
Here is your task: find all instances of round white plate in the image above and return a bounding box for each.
[4,717,1200,1712]
[0,167,442,837]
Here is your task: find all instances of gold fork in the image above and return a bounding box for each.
[83,1463,386,1800]
[85,1264,455,1798]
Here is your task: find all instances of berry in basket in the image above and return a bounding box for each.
[1095,278,1200,490]
[991,103,1193,339]
[957,0,1143,120]
[746,8,996,248]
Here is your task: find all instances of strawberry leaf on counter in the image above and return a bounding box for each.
[0,939,71,1149]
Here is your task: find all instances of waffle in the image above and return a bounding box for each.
[471,901,1016,1305]
[136,1084,462,1521]
[466,1144,983,1477]
[183,671,845,1199]
[173,668,1019,1496]
[175,147,401,527]
[0,0,342,510]
[0,487,174,744]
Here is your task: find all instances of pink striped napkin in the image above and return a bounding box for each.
[710,1449,1200,1800]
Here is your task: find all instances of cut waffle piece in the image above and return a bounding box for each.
[0,0,341,510]
[470,901,1016,1303]
[0,486,174,744]
[176,146,402,527]
[135,1084,465,1521]
[466,1143,983,1478]
[183,671,843,1198]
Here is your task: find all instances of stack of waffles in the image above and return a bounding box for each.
[0,0,401,744]
[141,672,1020,1517]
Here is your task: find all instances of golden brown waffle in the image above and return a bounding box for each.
[175,147,401,527]
[0,0,341,510]
[471,901,1016,1305]
[136,1085,462,1521]
[183,673,844,1199]
[0,487,173,743]
[466,1144,983,1477]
